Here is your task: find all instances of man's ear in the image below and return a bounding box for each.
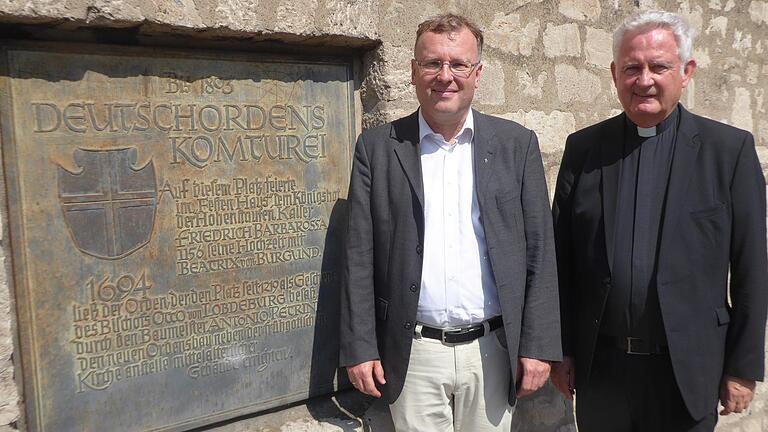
[411,59,417,85]
[473,63,483,89]
[610,61,617,86]
[681,59,697,88]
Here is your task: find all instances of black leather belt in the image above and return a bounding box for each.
[419,316,503,344]
[600,335,668,355]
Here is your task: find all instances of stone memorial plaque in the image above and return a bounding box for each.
[0,43,355,431]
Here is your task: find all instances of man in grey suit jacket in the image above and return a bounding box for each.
[340,13,561,431]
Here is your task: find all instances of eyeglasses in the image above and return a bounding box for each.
[415,60,480,78]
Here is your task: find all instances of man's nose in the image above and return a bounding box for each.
[637,68,654,86]
[436,64,453,82]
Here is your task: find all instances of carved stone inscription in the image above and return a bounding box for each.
[2,46,352,432]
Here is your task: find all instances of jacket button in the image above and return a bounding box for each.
[416,244,423,255]
[404,321,413,330]
[409,283,417,292]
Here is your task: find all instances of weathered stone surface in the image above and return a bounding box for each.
[638,0,660,9]
[511,384,575,432]
[505,0,544,8]
[749,1,768,25]
[731,87,754,131]
[0,251,16,427]
[679,4,705,35]
[515,68,549,99]
[706,16,729,38]
[543,23,581,58]
[555,64,601,104]
[501,110,576,154]
[584,27,613,69]
[685,78,697,109]
[558,0,601,21]
[209,0,271,33]
[475,58,506,106]
[275,0,320,33]
[694,47,712,68]
[325,0,378,40]
[486,13,540,56]
[757,146,768,172]
[733,30,753,55]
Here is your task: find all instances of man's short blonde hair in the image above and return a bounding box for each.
[415,13,483,59]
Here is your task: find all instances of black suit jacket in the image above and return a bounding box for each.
[340,110,562,405]
[553,105,768,419]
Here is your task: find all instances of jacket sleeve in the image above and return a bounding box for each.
[724,132,768,381]
[339,134,380,367]
[517,130,563,362]
[552,134,580,357]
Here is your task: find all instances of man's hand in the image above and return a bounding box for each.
[719,375,756,415]
[550,356,575,400]
[516,357,551,398]
[347,360,386,398]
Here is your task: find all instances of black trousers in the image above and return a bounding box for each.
[575,343,717,432]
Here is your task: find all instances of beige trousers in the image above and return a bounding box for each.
[388,327,514,432]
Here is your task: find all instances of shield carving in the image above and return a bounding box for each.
[57,148,157,260]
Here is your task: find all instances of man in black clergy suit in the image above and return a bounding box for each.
[551,9,767,432]
[340,13,561,432]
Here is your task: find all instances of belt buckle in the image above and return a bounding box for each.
[626,337,649,355]
[441,325,474,343]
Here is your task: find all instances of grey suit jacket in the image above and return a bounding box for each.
[340,110,561,405]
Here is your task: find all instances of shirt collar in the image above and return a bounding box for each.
[626,104,680,138]
[418,108,475,145]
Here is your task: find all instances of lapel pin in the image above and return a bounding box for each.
[484,157,488,163]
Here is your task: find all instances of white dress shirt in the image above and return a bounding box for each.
[416,109,501,328]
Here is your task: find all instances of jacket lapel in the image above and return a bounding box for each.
[600,114,625,273]
[391,111,424,209]
[659,106,700,269]
[472,110,499,199]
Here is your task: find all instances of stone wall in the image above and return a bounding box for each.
[0,0,765,431]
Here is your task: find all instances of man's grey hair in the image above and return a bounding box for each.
[613,10,695,75]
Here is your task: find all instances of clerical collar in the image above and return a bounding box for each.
[626,105,679,137]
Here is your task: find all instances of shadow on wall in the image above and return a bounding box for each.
[512,382,576,432]
[306,198,379,428]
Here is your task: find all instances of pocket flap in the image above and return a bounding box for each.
[716,307,730,325]
[376,297,389,321]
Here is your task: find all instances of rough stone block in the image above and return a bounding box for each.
[487,13,540,56]
[209,0,271,32]
[325,0,379,40]
[706,16,729,38]
[501,109,576,154]
[731,87,754,131]
[584,27,612,69]
[505,0,544,8]
[749,1,768,25]
[693,47,712,68]
[558,0,601,21]
[475,58,506,106]
[515,68,549,99]
[555,64,601,104]
[543,23,581,58]
[733,30,753,56]
[275,0,320,34]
